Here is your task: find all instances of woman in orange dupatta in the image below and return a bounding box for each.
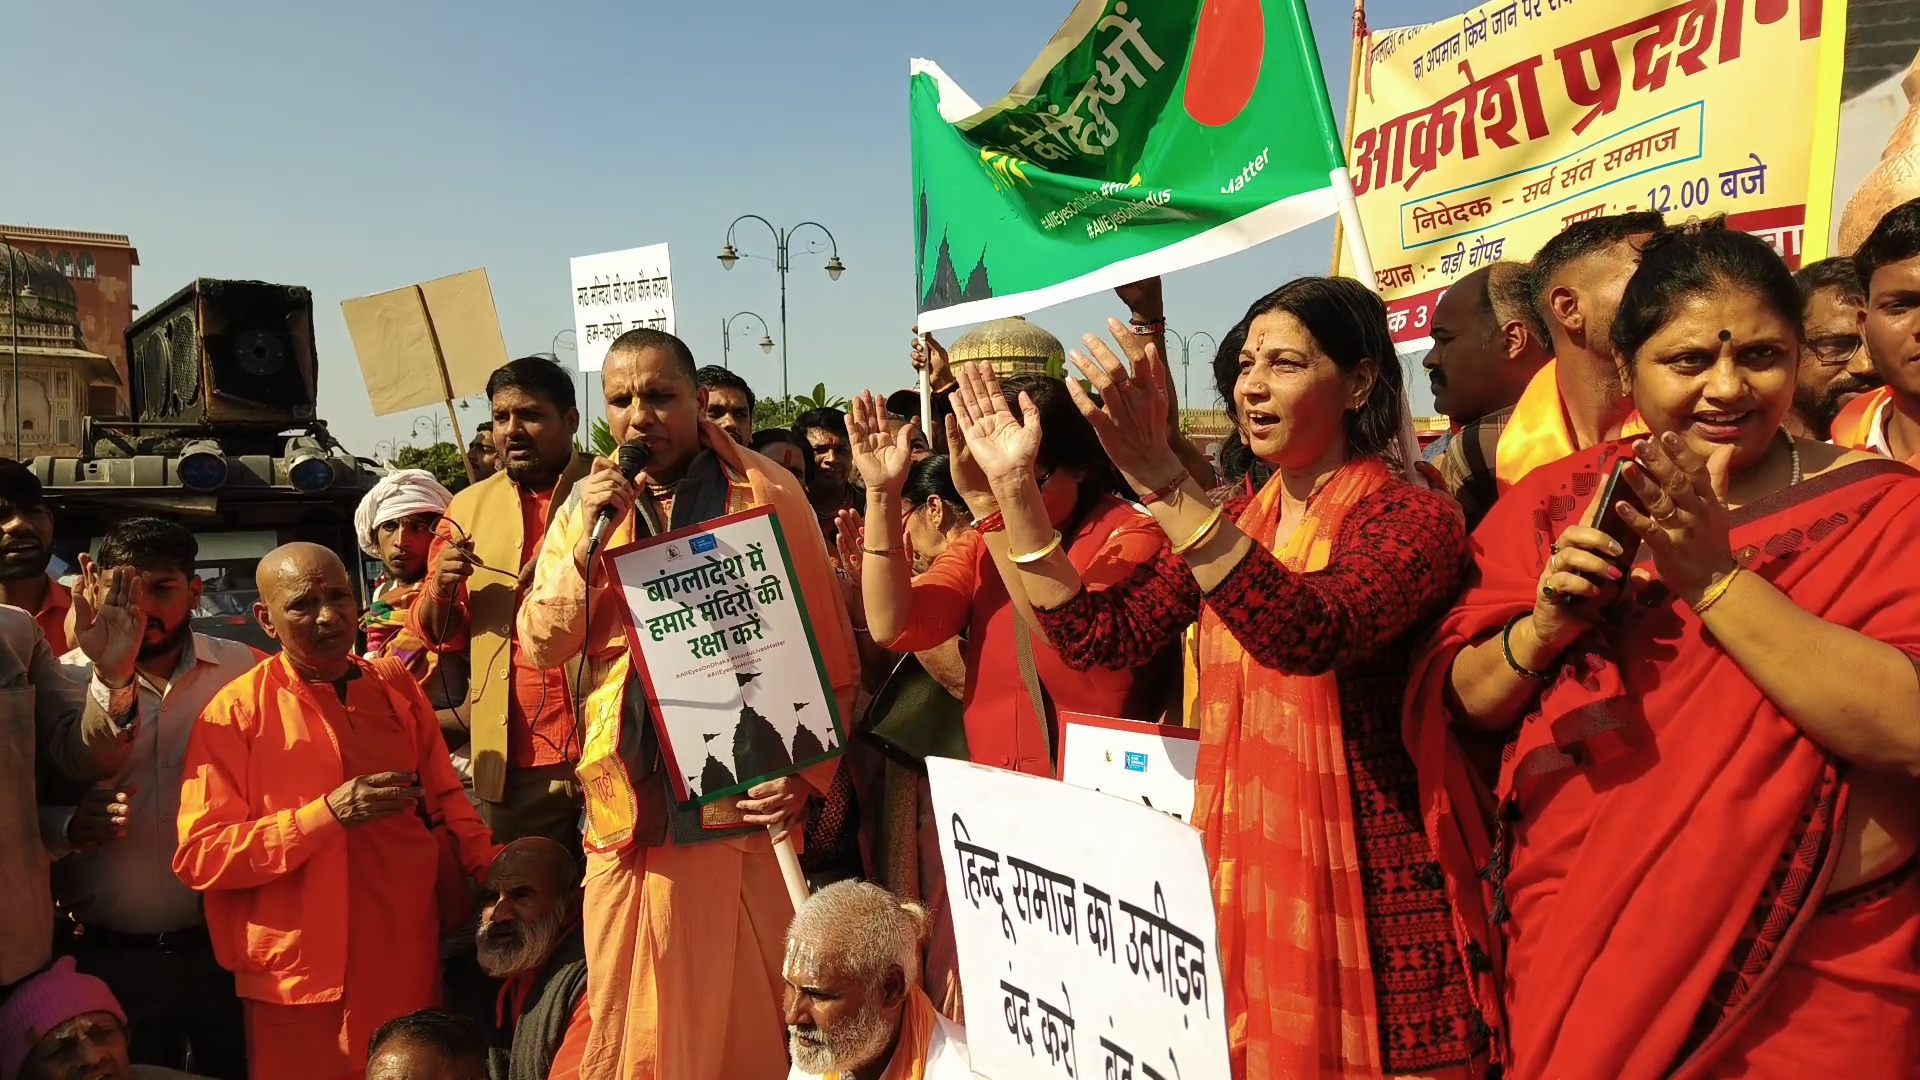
[1411,221,1920,1079]
[971,278,1487,1078]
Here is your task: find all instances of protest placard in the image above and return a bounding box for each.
[928,757,1228,1080]
[604,506,843,805]
[341,268,509,417]
[909,0,1355,333]
[571,243,675,373]
[1341,0,1848,351]
[1056,713,1200,823]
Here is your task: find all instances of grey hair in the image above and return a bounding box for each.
[787,880,930,988]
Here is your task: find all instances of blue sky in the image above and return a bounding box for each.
[2,0,1444,452]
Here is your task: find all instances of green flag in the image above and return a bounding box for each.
[910,0,1349,333]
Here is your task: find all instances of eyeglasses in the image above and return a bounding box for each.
[1806,334,1864,366]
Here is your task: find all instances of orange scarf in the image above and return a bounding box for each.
[1495,361,1647,491]
[1193,457,1390,1079]
[1831,385,1892,452]
[821,984,937,1080]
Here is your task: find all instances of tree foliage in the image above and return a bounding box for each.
[392,441,470,491]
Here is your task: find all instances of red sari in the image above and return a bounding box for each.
[1407,441,1920,1079]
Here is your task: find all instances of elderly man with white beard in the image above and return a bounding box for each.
[784,881,970,1080]
[471,838,589,1080]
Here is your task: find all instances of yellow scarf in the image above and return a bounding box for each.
[1495,361,1648,491]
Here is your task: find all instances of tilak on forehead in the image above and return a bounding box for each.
[785,937,826,981]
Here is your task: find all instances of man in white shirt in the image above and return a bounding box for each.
[44,519,259,1080]
[784,881,970,1080]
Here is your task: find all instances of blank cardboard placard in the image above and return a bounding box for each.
[342,268,510,417]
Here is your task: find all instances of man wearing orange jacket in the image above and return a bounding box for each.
[175,543,500,1080]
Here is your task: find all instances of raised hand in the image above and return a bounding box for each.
[834,508,866,587]
[910,330,955,393]
[1064,324,1186,494]
[847,391,918,495]
[949,360,1042,490]
[73,554,144,689]
[942,415,996,521]
[1617,432,1737,603]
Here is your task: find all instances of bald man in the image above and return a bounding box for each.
[175,544,500,1080]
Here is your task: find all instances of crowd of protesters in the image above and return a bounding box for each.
[2,197,1919,1080]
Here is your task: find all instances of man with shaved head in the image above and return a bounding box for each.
[783,881,970,1080]
[519,327,859,1079]
[175,543,500,1080]
[1423,262,1553,529]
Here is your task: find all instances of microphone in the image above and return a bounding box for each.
[588,440,650,553]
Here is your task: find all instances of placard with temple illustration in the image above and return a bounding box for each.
[605,506,843,805]
[927,757,1228,1080]
[1341,0,1842,352]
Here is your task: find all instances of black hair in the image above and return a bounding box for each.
[750,427,797,453]
[696,365,756,413]
[1527,211,1667,345]
[608,328,697,384]
[791,408,849,444]
[1610,216,1803,362]
[473,420,493,433]
[1853,197,1920,294]
[366,1006,487,1060]
[96,517,198,578]
[1795,256,1866,307]
[0,459,44,513]
[1001,373,1119,523]
[903,454,964,511]
[1212,277,1405,466]
[486,356,576,414]
[367,1010,487,1067]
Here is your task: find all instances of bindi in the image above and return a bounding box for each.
[1718,329,1732,342]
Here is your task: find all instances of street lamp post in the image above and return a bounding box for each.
[412,415,452,445]
[552,327,583,412]
[1167,329,1218,409]
[720,311,775,371]
[374,439,401,461]
[717,216,845,400]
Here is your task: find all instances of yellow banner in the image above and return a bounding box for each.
[1340,0,1845,348]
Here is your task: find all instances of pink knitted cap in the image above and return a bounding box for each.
[0,957,126,1080]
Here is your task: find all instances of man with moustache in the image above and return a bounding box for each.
[1501,211,1665,489]
[696,366,755,446]
[783,881,969,1080]
[1789,257,1877,441]
[410,357,591,846]
[1424,263,1553,529]
[471,838,588,1080]
[175,543,499,1080]
[44,520,259,1079]
[793,407,862,542]
[468,423,500,483]
[519,327,858,1080]
[0,958,209,1080]
[1833,199,1920,462]
[0,459,73,653]
[356,471,471,791]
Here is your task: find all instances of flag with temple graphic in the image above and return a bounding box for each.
[909,0,1349,333]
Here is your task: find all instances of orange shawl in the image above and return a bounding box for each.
[1831,385,1895,454]
[1193,457,1389,1079]
[1495,361,1647,491]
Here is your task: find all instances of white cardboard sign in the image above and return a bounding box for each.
[927,758,1228,1080]
[605,506,843,804]
[1056,712,1200,824]
[570,242,675,373]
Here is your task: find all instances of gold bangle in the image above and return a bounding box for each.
[1169,505,1226,556]
[1689,567,1742,615]
[1008,531,1064,565]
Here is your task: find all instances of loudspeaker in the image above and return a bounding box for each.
[127,279,318,428]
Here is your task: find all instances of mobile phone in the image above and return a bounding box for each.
[1590,458,1647,573]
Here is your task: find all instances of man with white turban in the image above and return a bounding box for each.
[353,471,473,790]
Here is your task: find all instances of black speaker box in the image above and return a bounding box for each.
[127,278,318,428]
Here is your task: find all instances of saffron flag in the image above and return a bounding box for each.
[1341,0,1847,351]
[910,0,1350,333]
